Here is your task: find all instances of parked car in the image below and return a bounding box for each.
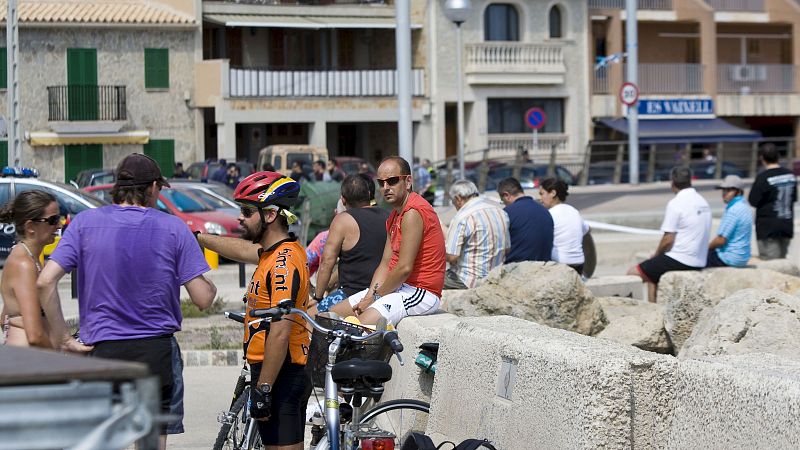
[331,156,376,178]
[73,168,115,188]
[257,145,328,176]
[0,174,108,266]
[186,160,255,182]
[166,179,238,217]
[585,162,654,185]
[689,160,746,179]
[84,184,241,237]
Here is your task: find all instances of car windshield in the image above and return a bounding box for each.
[51,182,107,207]
[187,188,235,209]
[162,189,212,213]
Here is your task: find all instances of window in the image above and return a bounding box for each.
[484,4,519,41]
[0,141,7,168]
[549,6,563,39]
[144,48,169,89]
[0,48,6,89]
[144,139,175,178]
[64,144,103,184]
[488,98,564,134]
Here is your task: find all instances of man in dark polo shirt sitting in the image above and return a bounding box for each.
[498,177,554,263]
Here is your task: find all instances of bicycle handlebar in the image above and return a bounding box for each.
[250,301,404,364]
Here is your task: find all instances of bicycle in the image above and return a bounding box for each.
[250,300,431,450]
[213,311,262,450]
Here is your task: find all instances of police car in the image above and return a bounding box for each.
[0,167,107,266]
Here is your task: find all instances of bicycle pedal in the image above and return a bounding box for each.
[217,411,237,425]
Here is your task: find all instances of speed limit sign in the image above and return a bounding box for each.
[619,82,639,106]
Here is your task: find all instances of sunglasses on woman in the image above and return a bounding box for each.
[376,176,406,187]
[32,214,61,226]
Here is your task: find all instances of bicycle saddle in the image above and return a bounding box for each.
[331,358,392,385]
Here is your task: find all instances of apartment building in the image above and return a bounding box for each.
[0,0,203,183]
[195,0,429,166]
[590,0,800,168]
[428,0,591,165]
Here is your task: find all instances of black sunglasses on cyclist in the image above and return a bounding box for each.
[240,206,257,218]
[376,176,406,187]
[32,214,61,226]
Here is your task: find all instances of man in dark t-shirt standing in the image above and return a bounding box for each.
[498,177,554,263]
[748,144,797,260]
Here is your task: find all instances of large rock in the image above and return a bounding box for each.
[679,289,800,361]
[442,261,607,336]
[658,268,800,353]
[754,259,800,277]
[596,297,671,353]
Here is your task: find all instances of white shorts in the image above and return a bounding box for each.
[348,283,441,326]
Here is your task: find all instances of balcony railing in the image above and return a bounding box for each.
[229,68,425,97]
[703,0,764,11]
[594,66,611,94]
[588,0,673,9]
[47,85,126,121]
[488,133,569,154]
[633,63,704,94]
[718,64,795,94]
[465,42,564,74]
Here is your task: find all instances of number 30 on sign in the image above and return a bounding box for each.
[619,82,639,106]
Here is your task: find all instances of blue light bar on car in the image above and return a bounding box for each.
[2,167,39,178]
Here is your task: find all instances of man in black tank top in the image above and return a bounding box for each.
[310,174,389,315]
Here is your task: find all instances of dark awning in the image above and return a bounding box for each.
[597,118,762,144]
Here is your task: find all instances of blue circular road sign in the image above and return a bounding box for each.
[525,107,547,130]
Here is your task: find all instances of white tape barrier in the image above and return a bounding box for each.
[585,219,662,236]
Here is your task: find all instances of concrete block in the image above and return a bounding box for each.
[425,316,677,449]
[585,276,647,300]
[381,313,461,405]
[666,354,800,449]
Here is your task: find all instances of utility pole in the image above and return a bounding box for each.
[395,0,413,163]
[7,0,20,166]
[626,0,639,185]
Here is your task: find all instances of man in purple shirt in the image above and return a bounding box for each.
[37,153,217,448]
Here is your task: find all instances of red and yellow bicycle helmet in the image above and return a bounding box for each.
[234,171,300,209]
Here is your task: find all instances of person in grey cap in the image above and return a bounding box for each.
[37,153,217,448]
[707,175,752,267]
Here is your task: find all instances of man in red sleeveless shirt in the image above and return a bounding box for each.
[331,156,446,326]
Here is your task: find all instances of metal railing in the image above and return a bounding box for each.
[594,66,610,94]
[634,63,704,94]
[465,42,565,73]
[47,85,126,121]
[229,68,425,97]
[717,64,796,94]
[588,0,673,9]
[703,0,764,11]
[488,133,569,155]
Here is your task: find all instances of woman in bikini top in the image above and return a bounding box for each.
[0,190,86,351]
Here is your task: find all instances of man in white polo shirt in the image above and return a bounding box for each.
[628,166,712,302]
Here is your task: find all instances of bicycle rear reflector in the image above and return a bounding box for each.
[361,437,394,450]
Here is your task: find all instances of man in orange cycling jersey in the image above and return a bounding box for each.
[198,171,310,449]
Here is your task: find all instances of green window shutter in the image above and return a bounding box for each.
[0,141,8,168]
[144,139,175,178]
[0,48,6,89]
[66,48,98,120]
[64,144,103,183]
[144,48,169,89]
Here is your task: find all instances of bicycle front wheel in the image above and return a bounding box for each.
[213,386,263,450]
[358,399,430,446]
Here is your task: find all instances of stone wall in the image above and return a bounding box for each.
[385,314,800,449]
[0,27,199,181]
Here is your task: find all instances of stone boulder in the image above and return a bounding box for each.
[596,297,672,353]
[441,261,607,336]
[754,259,800,277]
[658,268,800,353]
[679,289,800,361]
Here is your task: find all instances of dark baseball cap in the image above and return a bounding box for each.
[114,153,170,188]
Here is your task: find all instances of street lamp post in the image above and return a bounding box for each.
[443,0,471,181]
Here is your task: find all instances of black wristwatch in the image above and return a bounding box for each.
[313,293,324,301]
[193,230,202,241]
[258,383,271,394]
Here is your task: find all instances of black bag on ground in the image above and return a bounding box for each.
[400,432,497,450]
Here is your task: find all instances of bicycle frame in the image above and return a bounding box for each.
[324,337,344,450]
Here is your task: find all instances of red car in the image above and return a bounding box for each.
[84,184,242,237]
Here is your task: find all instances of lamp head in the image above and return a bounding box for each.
[443,0,472,24]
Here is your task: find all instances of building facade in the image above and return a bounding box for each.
[0,0,203,183]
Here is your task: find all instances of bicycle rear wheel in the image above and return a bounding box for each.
[213,386,263,450]
[358,399,430,447]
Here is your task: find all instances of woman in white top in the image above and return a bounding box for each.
[539,178,590,274]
